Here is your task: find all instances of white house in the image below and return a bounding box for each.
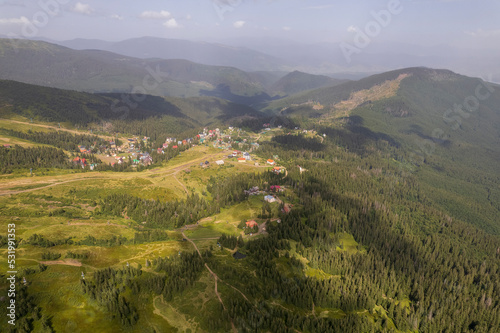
[216,160,225,166]
[264,195,276,203]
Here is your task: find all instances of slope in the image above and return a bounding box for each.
[0,39,273,105]
[0,80,262,131]
[270,70,347,96]
[59,36,287,72]
[292,67,500,234]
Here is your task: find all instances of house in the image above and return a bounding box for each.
[267,159,275,165]
[162,143,169,149]
[3,144,11,149]
[216,160,225,166]
[142,156,153,165]
[238,157,246,163]
[282,204,292,214]
[270,185,281,192]
[205,161,210,165]
[264,195,276,203]
[182,140,187,145]
[172,145,178,149]
[246,220,258,228]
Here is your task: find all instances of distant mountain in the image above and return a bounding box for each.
[270,70,347,96]
[58,36,287,72]
[0,39,344,108]
[268,67,500,234]
[221,37,500,81]
[0,39,282,106]
[0,79,262,130]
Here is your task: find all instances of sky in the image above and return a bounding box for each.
[0,0,499,52]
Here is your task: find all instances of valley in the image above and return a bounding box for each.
[0,37,498,333]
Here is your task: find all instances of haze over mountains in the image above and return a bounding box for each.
[40,36,500,82]
[0,38,347,107]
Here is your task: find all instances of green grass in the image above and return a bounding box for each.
[336,232,366,254]
[212,195,265,223]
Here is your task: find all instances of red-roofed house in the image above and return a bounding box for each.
[246,220,258,228]
[267,159,275,165]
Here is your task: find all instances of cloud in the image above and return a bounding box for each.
[283,26,291,31]
[465,29,500,37]
[233,20,245,28]
[0,16,30,25]
[347,25,359,33]
[306,4,335,10]
[163,18,179,28]
[140,10,171,19]
[110,14,124,21]
[73,2,94,15]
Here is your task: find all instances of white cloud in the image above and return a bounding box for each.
[140,10,171,19]
[465,29,500,37]
[0,16,30,25]
[163,18,179,28]
[73,2,93,15]
[347,25,358,33]
[283,26,291,31]
[233,20,245,28]
[110,14,124,21]
[306,4,335,10]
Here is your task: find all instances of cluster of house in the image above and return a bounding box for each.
[228,150,253,163]
[112,153,153,167]
[244,186,263,196]
[72,156,98,170]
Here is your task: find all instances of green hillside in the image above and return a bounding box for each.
[0,80,262,133]
[0,39,275,105]
[278,67,500,234]
[0,67,499,333]
[270,70,347,95]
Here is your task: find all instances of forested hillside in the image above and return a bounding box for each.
[0,80,262,133]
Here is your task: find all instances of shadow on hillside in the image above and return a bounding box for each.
[404,124,452,148]
[98,93,186,120]
[320,115,400,155]
[200,84,281,107]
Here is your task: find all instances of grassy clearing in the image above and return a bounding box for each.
[315,306,346,319]
[213,195,265,223]
[336,232,366,254]
[154,295,196,332]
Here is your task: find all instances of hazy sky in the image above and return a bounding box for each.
[0,0,499,50]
